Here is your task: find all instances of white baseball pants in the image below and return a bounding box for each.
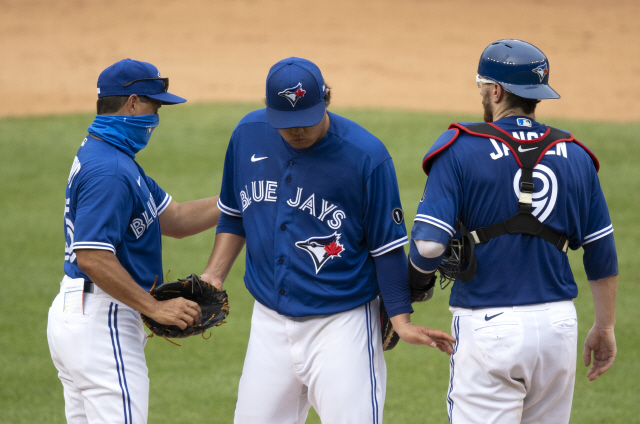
[447,300,578,424]
[47,276,149,424]
[234,299,386,424]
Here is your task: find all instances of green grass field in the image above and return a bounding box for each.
[1,103,638,423]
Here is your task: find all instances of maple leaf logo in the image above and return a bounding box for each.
[295,88,306,97]
[295,232,346,274]
[324,241,343,256]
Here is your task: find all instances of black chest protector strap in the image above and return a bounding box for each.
[454,123,571,253]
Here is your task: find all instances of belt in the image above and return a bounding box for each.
[84,281,94,294]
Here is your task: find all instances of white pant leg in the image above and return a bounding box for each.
[47,278,149,424]
[235,299,386,424]
[447,301,577,424]
[48,309,89,424]
[300,298,386,424]
[447,307,528,424]
[521,301,577,424]
[234,301,311,424]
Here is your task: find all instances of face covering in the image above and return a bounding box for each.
[87,114,160,159]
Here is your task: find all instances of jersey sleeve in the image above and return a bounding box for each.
[72,176,131,254]
[364,159,408,257]
[216,212,246,238]
[217,135,242,217]
[412,146,462,246]
[581,167,617,280]
[582,167,614,246]
[143,174,171,215]
[374,247,413,317]
[583,233,618,280]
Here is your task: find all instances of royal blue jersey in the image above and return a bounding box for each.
[63,135,171,291]
[217,110,408,317]
[413,116,617,308]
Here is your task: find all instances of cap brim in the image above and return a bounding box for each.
[146,92,187,105]
[266,101,326,129]
[501,83,560,100]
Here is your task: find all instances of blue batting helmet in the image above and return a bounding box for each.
[478,39,560,100]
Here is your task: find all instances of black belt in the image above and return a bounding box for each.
[84,281,94,293]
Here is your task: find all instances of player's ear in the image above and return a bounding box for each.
[493,84,505,103]
[323,86,331,108]
[126,94,139,115]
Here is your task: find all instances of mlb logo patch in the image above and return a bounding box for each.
[295,232,345,274]
[278,82,307,107]
[516,118,532,127]
[532,63,549,82]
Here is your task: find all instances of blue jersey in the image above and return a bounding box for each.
[413,116,617,308]
[217,110,408,317]
[63,135,171,291]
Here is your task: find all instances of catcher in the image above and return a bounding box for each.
[142,274,230,343]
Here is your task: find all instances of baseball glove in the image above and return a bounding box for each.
[141,274,229,344]
[380,298,400,351]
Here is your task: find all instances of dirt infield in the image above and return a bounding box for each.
[1,0,638,121]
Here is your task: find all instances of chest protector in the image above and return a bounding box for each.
[430,122,599,283]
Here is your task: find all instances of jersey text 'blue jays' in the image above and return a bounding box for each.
[217,110,408,317]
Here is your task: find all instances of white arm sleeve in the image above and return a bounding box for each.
[415,239,446,258]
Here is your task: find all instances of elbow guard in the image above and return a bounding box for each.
[408,255,436,303]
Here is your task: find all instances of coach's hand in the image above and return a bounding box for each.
[200,273,224,291]
[390,313,456,355]
[583,326,616,381]
[149,298,202,330]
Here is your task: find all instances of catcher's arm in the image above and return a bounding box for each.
[76,249,201,328]
[412,240,446,271]
[200,232,246,290]
[583,274,618,381]
[159,196,220,239]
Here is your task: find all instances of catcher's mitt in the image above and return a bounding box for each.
[141,274,229,343]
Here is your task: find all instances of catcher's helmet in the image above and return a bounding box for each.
[478,39,560,100]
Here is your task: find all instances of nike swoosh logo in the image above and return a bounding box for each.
[251,154,268,162]
[484,312,504,321]
[518,145,538,153]
[137,176,141,186]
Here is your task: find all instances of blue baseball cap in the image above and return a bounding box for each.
[97,59,186,104]
[266,57,326,129]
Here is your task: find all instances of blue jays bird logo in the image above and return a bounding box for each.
[532,63,549,82]
[295,232,345,274]
[278,83,306,107]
